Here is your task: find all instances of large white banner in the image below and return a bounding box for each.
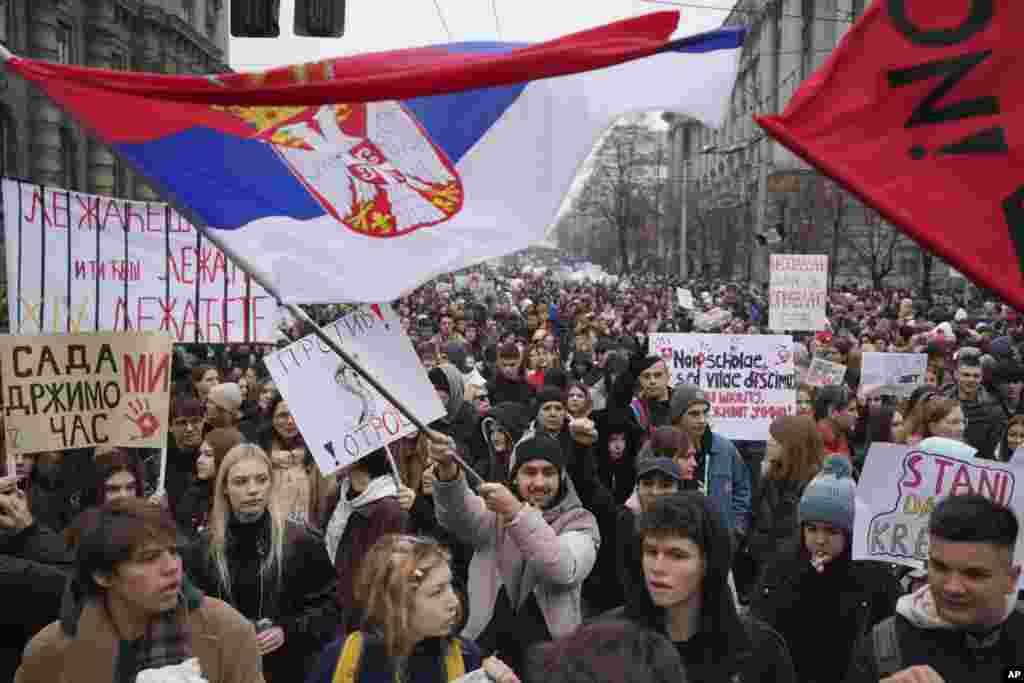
[264,304,445,475]
[2,179,277,342]
[649,334,796,441]
[769,254,828,331]
[854,442,1024,586]
[859,352,927,399]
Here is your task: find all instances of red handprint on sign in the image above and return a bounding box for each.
[124,398,161,440]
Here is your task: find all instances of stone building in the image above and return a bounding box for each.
[0,0,228,200]
[663,0,936,288]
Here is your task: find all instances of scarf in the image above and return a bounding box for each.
[325,475,398,564]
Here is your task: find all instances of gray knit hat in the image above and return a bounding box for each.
[799,455,856,532]
[669,383,711,422]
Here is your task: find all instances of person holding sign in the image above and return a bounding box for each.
[306,534,519,683]
[751,456,898,683]
[846,495,1024,683]
[185,444,338,683]
[429,433,599,675]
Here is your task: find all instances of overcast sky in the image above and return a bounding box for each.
[228,0,729,72]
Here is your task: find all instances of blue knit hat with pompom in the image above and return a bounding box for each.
[799,455,856,532]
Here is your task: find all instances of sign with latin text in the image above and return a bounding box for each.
[649,333,796,441]
[854,442,1024,586]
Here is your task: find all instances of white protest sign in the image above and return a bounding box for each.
[853,442,1024,585]
[769,254,828,331]
[805,357,847,387]
[859,352,927,398]
[264,305,445,475]
[649,334,796,441]
[0,331,174,454]
[676,288,695,310]
[2,179,276,342]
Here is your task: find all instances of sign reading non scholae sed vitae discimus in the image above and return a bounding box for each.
[0,331,173,454]
[649,334,796,441]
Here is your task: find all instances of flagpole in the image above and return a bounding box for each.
[175,213,486,485]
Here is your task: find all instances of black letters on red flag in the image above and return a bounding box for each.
[756,0,1024,308]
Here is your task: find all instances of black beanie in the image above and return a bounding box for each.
[428,367,449,392]
[510,434,567,479]
[535,385,565,408]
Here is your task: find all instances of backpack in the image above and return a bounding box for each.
[871,618,903,678]
[333,632,466,683]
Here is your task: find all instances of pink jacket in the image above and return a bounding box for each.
[433,473,599,640]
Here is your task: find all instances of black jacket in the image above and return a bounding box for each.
[746,478,805,567]
[485,373,536,410]
[0,523,72,681]
[607,493,796,683]
[474,401,531,483]
[751,541,899,683]
[186,513,339,681]
[844,609,1024,683]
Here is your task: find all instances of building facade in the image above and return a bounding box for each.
[665,0,937,288]
[0,0,228,200]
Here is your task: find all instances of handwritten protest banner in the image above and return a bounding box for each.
[769,254,828,331]
[649,334,796,441]
[853,442,1024,585]
[2,179,276,342]
[265,304,444,475]
[805,357,846,387]
[0,331,173,454]
[859,352,927,398]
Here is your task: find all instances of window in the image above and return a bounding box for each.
[295,0,345,37]
[110,51,127,70]
[61,127,78,191]
[56,22,72,64]
[183,0,195,25]
[800,0,815,79]
[0,1,8,42]
[0,112,11,177]
[232,0,280,37]
[851,0,865,19]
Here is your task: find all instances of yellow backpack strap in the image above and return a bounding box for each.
[444,639,466,681]
[332,632,364,683]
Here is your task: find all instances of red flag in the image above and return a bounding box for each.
[756,1,1024,308]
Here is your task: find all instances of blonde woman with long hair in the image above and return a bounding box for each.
[184,443,339,682]
[306,534,519,683]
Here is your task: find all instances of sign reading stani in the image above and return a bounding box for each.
[0,331,173,454]
[2,179,276,342]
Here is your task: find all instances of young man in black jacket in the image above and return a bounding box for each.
[845,493,1024,683]
[608,492,795,683]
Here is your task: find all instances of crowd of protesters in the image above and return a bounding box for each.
[3,256,1024,682]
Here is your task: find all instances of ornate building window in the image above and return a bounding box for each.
[231,0,279,37]
[56,22,73,64]
[61,127,78,190]
[295,0,345,37]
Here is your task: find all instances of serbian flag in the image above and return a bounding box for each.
[756,1,1024,309]
[4,12,744,303]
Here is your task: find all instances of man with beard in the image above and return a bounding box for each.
[429,433,599,675]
